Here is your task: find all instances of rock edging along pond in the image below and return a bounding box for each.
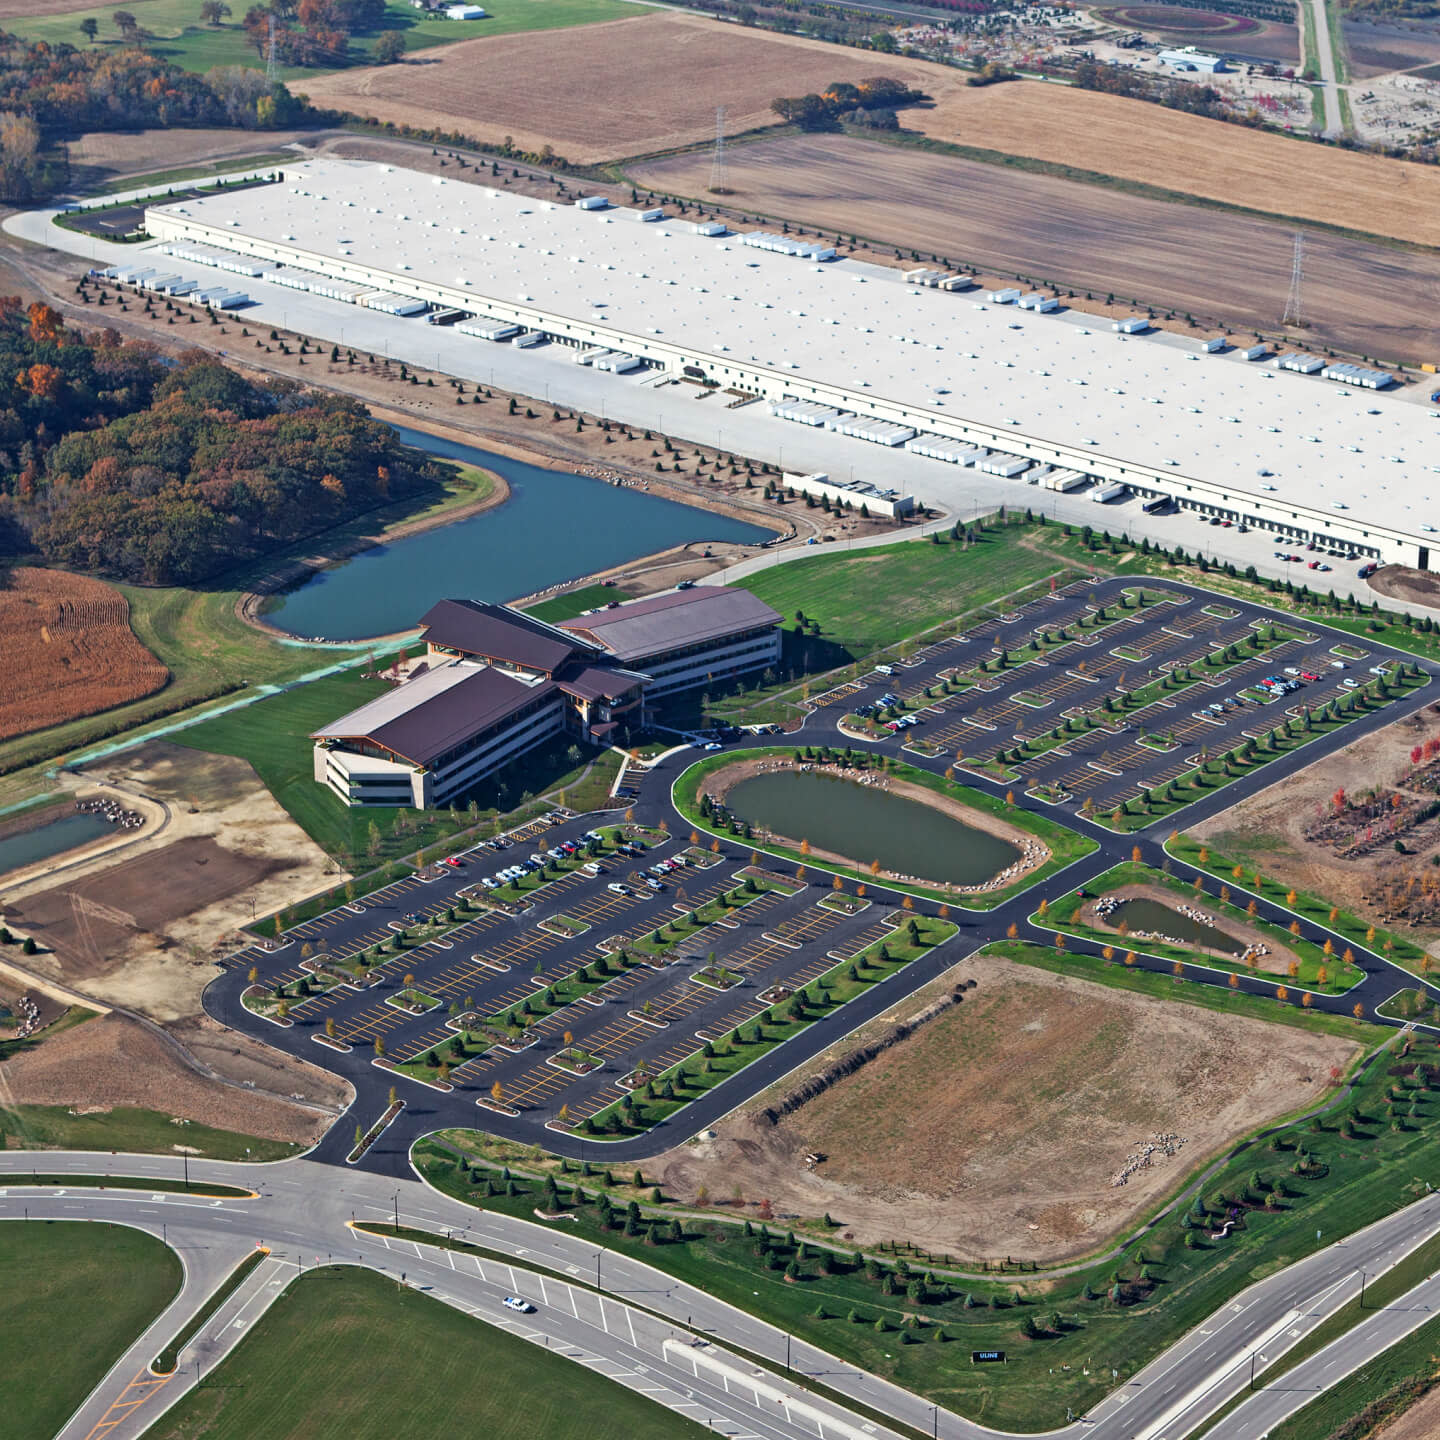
[262,427,773,642]
[673,748,1096,908]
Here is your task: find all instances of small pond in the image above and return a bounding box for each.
[1106,897,1239,954]
[264,427,773,642]
[0,810,114,879]
[721,771,1021,888]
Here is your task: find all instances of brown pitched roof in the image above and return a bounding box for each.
[420,598,595,675]
[560,587,782,664]
[314,664,552,767]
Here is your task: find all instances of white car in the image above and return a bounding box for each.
[503,1295,534,1313]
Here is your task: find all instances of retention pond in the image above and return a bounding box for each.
[1106,897,1240,954]
[722,770,1021,888]
[0,810,114,880]
[264,427,772,642]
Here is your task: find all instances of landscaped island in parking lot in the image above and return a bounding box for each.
[677,747,1094,905]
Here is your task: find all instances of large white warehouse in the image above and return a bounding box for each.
[143,159,1440,568]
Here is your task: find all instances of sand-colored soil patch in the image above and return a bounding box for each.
[0,1013,339,1146]
[1078,882,1302,976]
[0,744,340,1023]
[1361,1378,1440,1440]
[699,755,1048,893]
[658,953,1355,1260]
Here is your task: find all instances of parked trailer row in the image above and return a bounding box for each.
[739,231,836,261]
[1323,362,1394,390]
[904,435,982,464]
[828,415,915,447]
[904,269,972,291]
[1042,469,1089,492]
[1092,483,1130,503]
[457,318,521,341]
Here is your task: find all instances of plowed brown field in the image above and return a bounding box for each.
[0,568,168,742]
[299,11,949,164]
[308,10,1440,245]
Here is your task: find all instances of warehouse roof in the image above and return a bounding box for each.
[560,587,783,663]
[419,598,593,674]
[312,662,551,766]
[147,160,1440,544]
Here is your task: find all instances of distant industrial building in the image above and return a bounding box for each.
[141,160,1440,568]
[311,590,781,808]
[1158,46,1227,72]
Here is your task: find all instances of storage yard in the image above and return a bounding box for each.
[135,157,1440,567]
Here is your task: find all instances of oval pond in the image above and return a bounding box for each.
[722,770,1021,888]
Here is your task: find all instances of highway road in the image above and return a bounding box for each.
[1308,0,1346,137]
[6,1150,1440,1440]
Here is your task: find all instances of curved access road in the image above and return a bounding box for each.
[6,1148,1440,1440]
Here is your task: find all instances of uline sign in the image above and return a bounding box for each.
[971,1350,1006,1364]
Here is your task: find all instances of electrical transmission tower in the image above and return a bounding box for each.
[1281,230,1305,328]
[709,106,729,196]
[266,13,278,84]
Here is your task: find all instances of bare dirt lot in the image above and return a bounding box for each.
[631,133,1440,365]
[0,1012,343,1146]
[1192,703,1440,950]
[658,952,1355,1260]
[298,11,948,164]
[1,744,339,1023]
[1370,567,1440,612]
[1364,1379,1440,1440]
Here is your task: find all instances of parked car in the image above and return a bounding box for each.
[607,882,629,895]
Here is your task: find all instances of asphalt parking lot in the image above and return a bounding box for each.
[843,576,1419,814]
[210,576,1436,1173]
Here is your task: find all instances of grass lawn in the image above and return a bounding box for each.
[0,1221,181,1440]
[732,520,1078,664]
[7,0,643,78]
[416,934,1439,1431]
[524,582,621,624]
[144,1265,707,1440]
[0,1104,302,1160]
[1167,834,1436,981]
[175,671,611,868]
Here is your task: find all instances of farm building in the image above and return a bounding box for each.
[1158,47,1227,72]
[142,159,1440,568]
[312,591,782,808]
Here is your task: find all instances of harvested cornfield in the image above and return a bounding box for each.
[0,568,168,741]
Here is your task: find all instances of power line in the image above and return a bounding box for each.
[1281,230,1305,329]
[708,105,729,196]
